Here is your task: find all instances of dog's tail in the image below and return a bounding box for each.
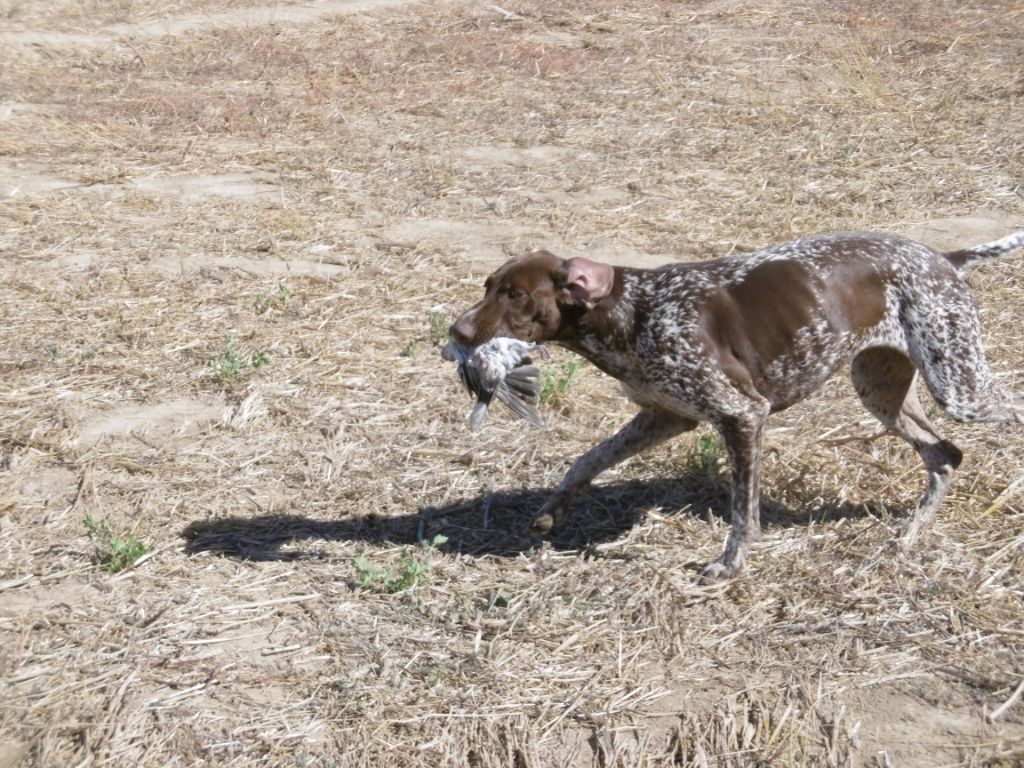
[945,230,1024,271]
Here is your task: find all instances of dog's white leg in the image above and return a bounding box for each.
[896,388,962,548]
[530,410,696,534]
[699,407,769,584]
[851,348,962,547]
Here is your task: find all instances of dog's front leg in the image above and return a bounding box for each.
[699,410,768,584]
[530,409,696,534]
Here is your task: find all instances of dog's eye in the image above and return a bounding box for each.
[506,288,525,300]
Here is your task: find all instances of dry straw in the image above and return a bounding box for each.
[1,0,1023,765]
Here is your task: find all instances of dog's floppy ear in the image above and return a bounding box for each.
[555,257,613,309]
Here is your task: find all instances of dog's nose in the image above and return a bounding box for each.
[450,316,475,345]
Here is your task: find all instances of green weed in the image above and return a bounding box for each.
[250,350,270,370]
[84,515,147,573]
[208,338,270,380]
[400,312,448,356]
[691,434,723,474]
[539,358,582,406]
[353,535,448,593]
[254,283,293,314]
[427,312,448,345]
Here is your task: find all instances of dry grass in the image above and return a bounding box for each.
[0,0,303,30]
[1,0,1023,765]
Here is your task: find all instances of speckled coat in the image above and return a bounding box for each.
[448,230,1024,582]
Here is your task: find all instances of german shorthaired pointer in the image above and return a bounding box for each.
[447,231,1024,583]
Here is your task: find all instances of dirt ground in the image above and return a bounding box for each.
[1,0,1023,765]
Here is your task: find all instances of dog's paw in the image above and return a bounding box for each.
[528,496,571,536]
[696,559,742,585]
[529,512,555,536]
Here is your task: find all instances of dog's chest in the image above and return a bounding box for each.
[574,282,719,406]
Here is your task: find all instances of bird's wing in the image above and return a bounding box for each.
[495,365,545,427]
[502,366,541,401]
[458,361,486,398]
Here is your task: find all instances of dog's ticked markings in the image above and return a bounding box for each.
[447,231,1024,583]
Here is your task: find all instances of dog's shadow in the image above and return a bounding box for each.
[181,470,884,561]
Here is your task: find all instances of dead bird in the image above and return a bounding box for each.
[441,337,549,429]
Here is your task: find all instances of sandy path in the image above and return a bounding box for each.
[0,0,432,48]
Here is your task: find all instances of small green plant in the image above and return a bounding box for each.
[691,434,723,474]
[254,283,293,314]
[208,338,269,380]
[539,358,582,406]
[401,312,448,356]
[209,346,245,379]
[250,350,270,370]
[427,312,448,345]
[84,515,147,573]
[353,535,448,593]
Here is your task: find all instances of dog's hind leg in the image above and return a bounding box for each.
[851,347,963,547]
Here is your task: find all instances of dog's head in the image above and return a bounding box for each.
[446,250,614,349]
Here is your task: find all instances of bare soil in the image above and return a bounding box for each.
[1,0,1023,766]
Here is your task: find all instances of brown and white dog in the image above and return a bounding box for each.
[447,231,1024,582]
